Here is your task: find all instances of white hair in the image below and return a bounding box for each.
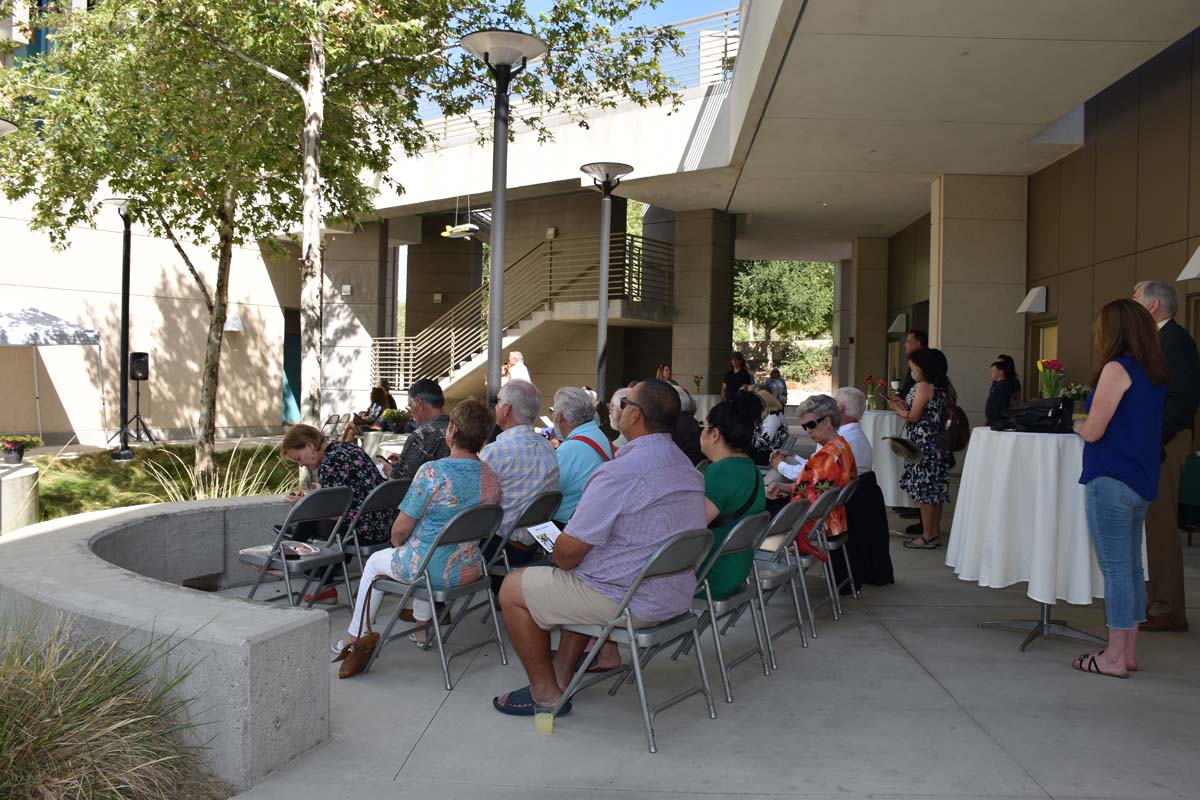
[835,387,866,422]
[499,379,541,424]
[553,387,595,427]
[508,350,524,363]
[1135,280,1179,317]
[609,387,632,419]
[797,393,841,427]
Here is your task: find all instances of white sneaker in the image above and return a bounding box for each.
[330,639,345,655]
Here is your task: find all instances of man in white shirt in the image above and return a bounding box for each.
[770,386,873,481]
[507,351,532,384]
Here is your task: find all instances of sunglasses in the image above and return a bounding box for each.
[800,416,828,431]
[619,397,643,412]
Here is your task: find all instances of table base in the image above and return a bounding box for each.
[979,602,1106,652]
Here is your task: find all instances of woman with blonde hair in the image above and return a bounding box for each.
[1072,299,1168,679]
[656,363,679,385]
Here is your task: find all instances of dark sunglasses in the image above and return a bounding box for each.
[800,416,828,431]
[619,397,643,412]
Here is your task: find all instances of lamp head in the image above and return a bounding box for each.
[460,29,548,69]
[101,197,132,212]
[581,162,634,184]
[0,118,16,137]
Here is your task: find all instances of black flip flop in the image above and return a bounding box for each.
[492,686,573,717]
[903,537,941,550]
[1071,652,1129,679]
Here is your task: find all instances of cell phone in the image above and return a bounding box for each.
[376,454,389,462]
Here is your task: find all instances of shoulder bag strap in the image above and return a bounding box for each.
[711,472,761,530]
[573,435,612,462]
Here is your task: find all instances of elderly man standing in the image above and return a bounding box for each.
[507,351,531,384]
[1134,281,1200,632]
[551,387,615,525]
[383,378,449,482]
[492,379,707,716]
[481,379,559,584]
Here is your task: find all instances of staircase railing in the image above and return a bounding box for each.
[373,232,674,389]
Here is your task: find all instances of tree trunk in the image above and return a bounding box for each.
[195,188,237,477]
[747,319,754,342]
[764,324,774,368]
[299,27,327,426]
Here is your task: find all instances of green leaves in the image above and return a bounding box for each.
[734,260,836,341]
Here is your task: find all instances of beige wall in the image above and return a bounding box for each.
[671,208,734,395]
[850,238,888,387]
[887,214,931,335]
[405,215,482,336]
[1028,33,1200,392]
[0,198,285,444]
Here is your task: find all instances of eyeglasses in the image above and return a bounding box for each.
[800,416,828,431]
[619,397,643,412]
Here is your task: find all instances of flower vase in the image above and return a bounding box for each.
[4,447,23,465]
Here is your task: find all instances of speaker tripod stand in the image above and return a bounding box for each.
[108,379,156,445]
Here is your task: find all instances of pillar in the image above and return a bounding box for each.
[850,238,889,389]
[930,175,1028,424]
[405,215,483,336]
[831,258,853,389]
[671,209,733,394]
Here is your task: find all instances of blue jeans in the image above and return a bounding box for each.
[1084,476,1149,630]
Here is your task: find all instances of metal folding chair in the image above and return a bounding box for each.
[321,414,340,437]
[364,504,507,690]
[820,478,862,611]
[674,511,772,703]
[554,528,716,754]
[343,479,411,577]
[482,490,563,580]
[239,486,354,607]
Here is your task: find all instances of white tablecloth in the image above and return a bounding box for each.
[860,410,915,508]
[945,427,1145,606]
[693,394,721,421]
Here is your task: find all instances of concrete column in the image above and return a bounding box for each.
[930,175,1028,424]
[671,209,733,394]
[405,215,482,336]
[831,258,853,389]
[850,238,889,388]
[321,223,388,417]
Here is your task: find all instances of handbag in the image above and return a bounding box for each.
[937,393,971,452]
[990,397,1075,434]
[332,579,382,679]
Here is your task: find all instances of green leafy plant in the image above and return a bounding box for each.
[779,345,832,384]
[734,260,835,365]
[0,614,227,799]
[2,435,43,451]
[141,440,298,503]
[1061,382,1090,402]
[381,408,410,429]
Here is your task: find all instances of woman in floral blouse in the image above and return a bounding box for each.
[764,394,857,562]
[282,424,393,546]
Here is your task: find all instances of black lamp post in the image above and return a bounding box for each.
[103,198,134,461]
[459,29,548,404]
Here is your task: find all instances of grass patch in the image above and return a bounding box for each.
[0,615,229,799]
[36,444,298,521]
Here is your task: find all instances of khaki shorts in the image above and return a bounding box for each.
[521,567,646,631]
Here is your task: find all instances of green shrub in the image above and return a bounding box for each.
[0,615,228,799]
[779,345,832,384]
[36,444,298,521]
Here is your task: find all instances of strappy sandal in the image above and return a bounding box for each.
[903,536,941,550]
[1071,652,1129,679]
[492,686,573,717]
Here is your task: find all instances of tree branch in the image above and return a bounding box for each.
[153,208,214,313]
[326,47,447,84]
[176,19,306,100]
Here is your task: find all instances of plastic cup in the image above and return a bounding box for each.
[890,380,900,391]
[534,706,555,736]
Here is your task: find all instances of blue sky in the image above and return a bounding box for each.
[524,0,737,28]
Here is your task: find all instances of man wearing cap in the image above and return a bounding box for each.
[722,351,754,401]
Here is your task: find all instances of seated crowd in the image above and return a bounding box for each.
[281,361,893,714]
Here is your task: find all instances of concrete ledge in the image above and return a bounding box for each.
[0,496,329,791]
[0,464,38,534]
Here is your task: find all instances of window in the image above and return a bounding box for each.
[886,337,904,382]
[1037,323,1058,362]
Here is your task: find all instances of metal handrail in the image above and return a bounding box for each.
[372,233,674,390]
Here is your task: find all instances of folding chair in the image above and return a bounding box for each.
[321,414,340,437]
[344,479,411,577]
[820,478,862,611]
[239,486,354,607]
[674,511,772,703]
[482,490,563,579]
[554,528,716,754]
[365,504,507,690]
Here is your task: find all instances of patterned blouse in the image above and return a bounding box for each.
[789,435,857,562]
[317,441,393,546]
[393,413,451,482]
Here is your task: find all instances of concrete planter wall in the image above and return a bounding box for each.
[0,496,330,791]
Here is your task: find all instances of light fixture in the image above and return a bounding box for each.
[1015,286,1047,315]
[886,314,907,334]
[460,28,548,404]
[0,118,16,137]
[223,313,244,333]
[581,162,634,399]
[1178,244,1200,281]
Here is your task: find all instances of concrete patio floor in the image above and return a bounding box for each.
[235,520,1200,800]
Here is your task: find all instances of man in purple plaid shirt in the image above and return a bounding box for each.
[493,378,706,717]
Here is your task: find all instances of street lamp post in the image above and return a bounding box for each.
[580,162,633,400]
[460,29,547,404]
[102,198,134,461]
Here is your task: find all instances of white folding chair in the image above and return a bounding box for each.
[238,486,353,607]
[554,529,716,754]
[364,504,507,690]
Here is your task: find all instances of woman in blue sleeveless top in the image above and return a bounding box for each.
[1073,299,1169,679]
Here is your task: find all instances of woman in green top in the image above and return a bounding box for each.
[699,391,768,597]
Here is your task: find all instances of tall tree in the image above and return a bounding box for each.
[0,0,681,471]
[733,260,834,366]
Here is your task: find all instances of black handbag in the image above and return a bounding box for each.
[990,397,1075,434]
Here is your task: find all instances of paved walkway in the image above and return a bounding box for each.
[235,521,1200,800]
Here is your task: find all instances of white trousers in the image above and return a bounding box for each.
[347,548,432,637]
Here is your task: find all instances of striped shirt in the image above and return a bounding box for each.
[480,424,559,545]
